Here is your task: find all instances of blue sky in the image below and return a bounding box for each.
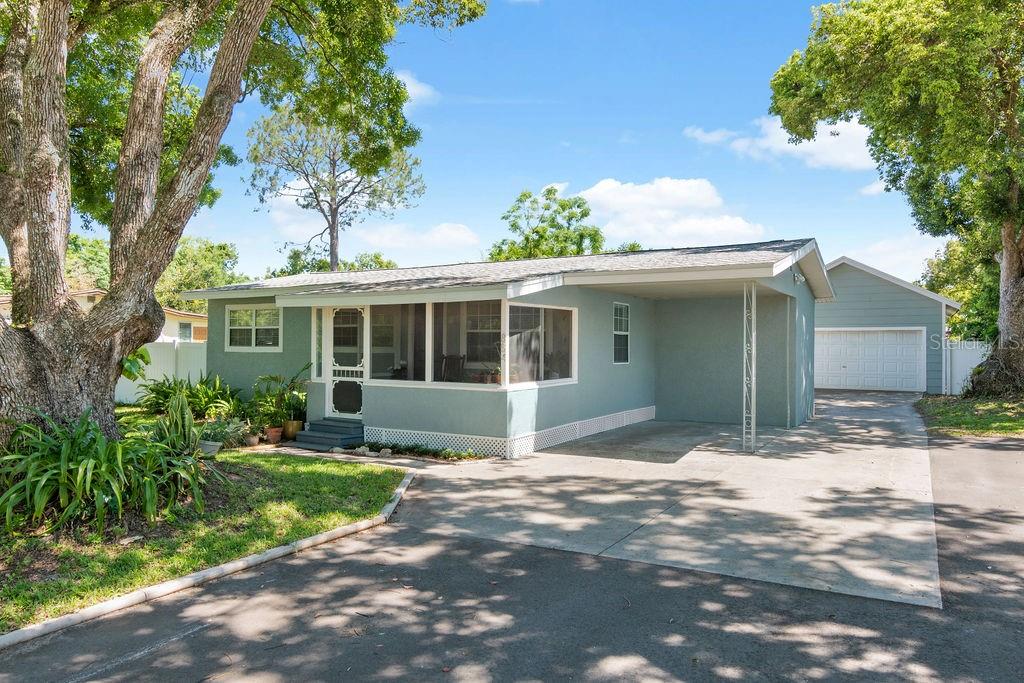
[101,1,946,280]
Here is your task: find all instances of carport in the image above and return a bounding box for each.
[400,391,941,607]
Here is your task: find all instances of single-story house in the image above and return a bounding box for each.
[184,239,834,457]
[0,288,208,342]
[814,256,960,394]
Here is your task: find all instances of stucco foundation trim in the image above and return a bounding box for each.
[365,405,657,459]
[0,470,416,652]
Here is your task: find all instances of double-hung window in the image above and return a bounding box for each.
[613,303,629,364]
[178,322,193,342]
[226,306,281,351]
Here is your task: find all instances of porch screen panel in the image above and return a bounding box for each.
[431,300,502,383]
[509,305,574,384]
[509,306,542,382]
[333,309,362,367]
[543,308,573,380]
[370,304,426,380]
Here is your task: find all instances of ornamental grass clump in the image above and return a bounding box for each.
[0,407,210,534]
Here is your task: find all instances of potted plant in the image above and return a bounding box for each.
[253,363,310,444]
[198,418,246,456]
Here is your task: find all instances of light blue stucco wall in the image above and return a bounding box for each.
[506,286,657,436]
[652,267,815,428]
[362,386,510,437]
[206,297,312,397]
[815,263,944,394]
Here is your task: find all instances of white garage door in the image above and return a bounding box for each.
[815,328,926,392]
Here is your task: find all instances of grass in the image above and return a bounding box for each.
[0,451,405,633]
[114,404,160,433]
[916,395,1024,436]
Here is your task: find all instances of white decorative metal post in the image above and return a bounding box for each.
[742,282,757,452]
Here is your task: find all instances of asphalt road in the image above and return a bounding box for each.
[1,436,1021,682]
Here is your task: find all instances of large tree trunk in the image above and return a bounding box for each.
[969,205,1024,396]
[0,0,274,446]
[329,215,340,272]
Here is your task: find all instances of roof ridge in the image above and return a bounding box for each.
[252,238,814,285]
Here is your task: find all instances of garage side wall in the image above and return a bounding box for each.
[815,263,943,394]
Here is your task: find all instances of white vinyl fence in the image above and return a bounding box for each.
[945,341,991,395]
[115,341,207,404]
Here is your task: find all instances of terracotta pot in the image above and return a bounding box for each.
[265,427,283,444]
[282,420,303,440]
[243,434,260,447]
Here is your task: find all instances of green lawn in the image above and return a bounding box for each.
[114,404,160,433]
[916,395,1024,436]
[0,452,405,633]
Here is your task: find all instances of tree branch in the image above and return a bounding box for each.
[89,0,274,341]
[108,0,220,284]
[0,2,35,323]
[22,0,72,322]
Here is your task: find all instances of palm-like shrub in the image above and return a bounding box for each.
[0,411,209,533]
[139,374,239,419]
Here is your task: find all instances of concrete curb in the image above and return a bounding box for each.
[0,470,416,652]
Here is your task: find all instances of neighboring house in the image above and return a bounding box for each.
[814,256,960,394]
[0,288,208,342]
[185,239,834,458]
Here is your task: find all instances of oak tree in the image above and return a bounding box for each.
[0,0,483,443]
[771,0,1024,392]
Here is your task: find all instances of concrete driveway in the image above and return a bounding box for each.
[397,390,941,607]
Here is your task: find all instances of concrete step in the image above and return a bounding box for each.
[294,431,364,448]
[307,420,364,436]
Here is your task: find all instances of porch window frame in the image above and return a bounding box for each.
[224,303,282,353]
[506,301,578,387]
[358,298,578,392]
[612,302,630,365]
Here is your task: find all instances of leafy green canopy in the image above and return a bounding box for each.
[267,247,396,277]
[923,234,1000,341]
[43,0,485,229]
[489,186,606,261]
[0,236,248,311]
[771,0,1024,233]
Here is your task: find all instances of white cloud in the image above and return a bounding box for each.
[683,125,737,145]
[353,222,480,250]
[859,180,887,196]
[396,70,440,109]
[578,177,764,248]
[268,191,327,243]
[841,233,948,281]
[728,116,875,171]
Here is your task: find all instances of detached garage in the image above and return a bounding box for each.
[815,257,960,394]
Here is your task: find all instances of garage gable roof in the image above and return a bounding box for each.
[826,256,960,311]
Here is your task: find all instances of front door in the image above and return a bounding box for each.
[330,308,365,417]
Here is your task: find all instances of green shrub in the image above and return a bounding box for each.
[139,374,239,419]
[0,412,209,533]
[199,418,246,447]
[152,392,201,458]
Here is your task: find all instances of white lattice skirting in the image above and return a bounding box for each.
[364,406,656,459]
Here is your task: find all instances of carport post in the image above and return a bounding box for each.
[742,282,757,452]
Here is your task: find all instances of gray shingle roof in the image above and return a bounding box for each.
[189,239,815,297]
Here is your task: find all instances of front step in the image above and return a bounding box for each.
[306,419,363,436]
[291,417,364,451]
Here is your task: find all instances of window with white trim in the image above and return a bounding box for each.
[227,306,281,351]
[613,302,629,364]
[178,322,193,342]
[509,305,574,383]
